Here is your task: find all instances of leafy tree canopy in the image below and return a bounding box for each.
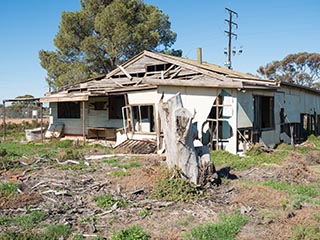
[257,52,320,88]
[39,0,179,90]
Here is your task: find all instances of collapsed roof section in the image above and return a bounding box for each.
[40,50,280,102]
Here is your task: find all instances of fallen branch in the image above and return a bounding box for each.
[42,189,70,196]
[54,159,80,165]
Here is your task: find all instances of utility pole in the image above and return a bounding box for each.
[224,8,238,69]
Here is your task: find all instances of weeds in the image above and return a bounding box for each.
[291,225,320,240]
[0,224,71,240]
[0,181,19,197]
[0,210,46,230]
[152,177,199,202]
[139,209,151,218]
[211,144,291,170]
[103,158,142,169]
[111,170,130,177]
[111,225,150,240]
[185,213,248,240]
[94,194,127,210]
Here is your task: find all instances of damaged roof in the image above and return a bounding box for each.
[40,50,281,102]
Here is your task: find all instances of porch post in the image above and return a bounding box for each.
[82,101,86,144]
[2,100,6,142]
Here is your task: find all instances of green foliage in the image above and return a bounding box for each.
[111,225,150,240]
[262,181,320,198]
[55,139,74,148]
[0,211,46,230]
[291,225,320,240]
[257,52,320,88]
[44,224,72,240]
[211,144,291,170]
[14,211,46,230]
[0,181,19,197]
[39,0,179,89]
[152,177,199,202]
[246,180,320,208]
[139,209,151,218]
[111,170,130,177]
[0,224,71,240]
[306,134,320,148]
[103,158,142,169]
[94,194,127,210]
[185,214,248,240]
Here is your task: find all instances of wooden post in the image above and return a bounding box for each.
[40,102,44,143]
[290,125,295,151]
[82,101,86,145]
[2,100,6,142]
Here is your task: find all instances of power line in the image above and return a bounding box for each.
[224,7,239,69]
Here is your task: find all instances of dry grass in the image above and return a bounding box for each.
[232,184,289,209]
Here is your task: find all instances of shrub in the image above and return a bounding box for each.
[152,177,199,202]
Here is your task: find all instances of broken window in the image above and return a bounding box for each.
[57,102,80,119]
[109,95,125,119]
[122,105,155,133]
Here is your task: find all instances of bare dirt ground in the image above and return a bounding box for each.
[0,148,319,239]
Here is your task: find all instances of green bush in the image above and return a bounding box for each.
[185,214,248,240]
[152,177,199,202]
[111,225,150,240]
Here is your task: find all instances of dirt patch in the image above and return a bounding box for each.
[305,150,320,165]
[272,152,319,184]
[114,166,167,193]
[257,206,320,240]
[0,191,42,209]
[232,184,288,209]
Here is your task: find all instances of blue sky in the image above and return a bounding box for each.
[1,0,319,100]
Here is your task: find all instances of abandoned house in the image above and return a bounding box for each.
[40,50,320,154]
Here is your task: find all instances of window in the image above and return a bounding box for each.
[109,95,125,119]
[132,105,155,132]
[58,102,80,119]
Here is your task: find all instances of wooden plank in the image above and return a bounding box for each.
[118,65,133,80]
[40,95,89,103]
[143,77,243,88]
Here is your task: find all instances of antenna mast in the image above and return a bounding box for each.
[224,8,239,69]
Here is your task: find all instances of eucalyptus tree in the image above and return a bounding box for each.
[257,52,320,88]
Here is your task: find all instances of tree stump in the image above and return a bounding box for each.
[158,93,218,185]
